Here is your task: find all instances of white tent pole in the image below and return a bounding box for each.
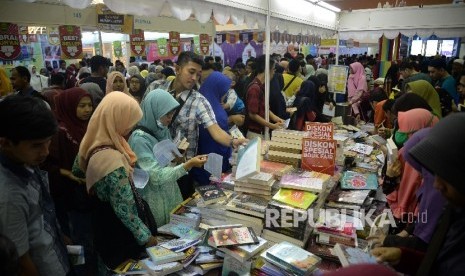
[264,0,271,140]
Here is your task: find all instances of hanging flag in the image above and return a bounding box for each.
[130,29,145,56]
[113,41,122,57]
[199,34,209,55]
[94,42,102,56]
[48,26,60,45]
[157,38,168,57]
[19,25,29,44]
[0,23,21,60]
[168,31,180,56]
[193,35,200,55]
[59,25,83,59]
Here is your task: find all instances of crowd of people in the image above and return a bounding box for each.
[0,49,465,276]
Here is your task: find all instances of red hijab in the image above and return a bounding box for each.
[55,87,92,143]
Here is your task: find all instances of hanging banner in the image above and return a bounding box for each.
[59,25,83,59]
[47,26,60,46]
[168,31,180,56]
[199,34,209,55]
[328,65,349,94]
[113,41,122,57]
[301,138,336,176]
[96,4,133,34]
[19,25,29,44]
[157,38,168,57]
[94,42,102,56]
[0,23,21,60]
[130,29,145,56]
[193,35,200,55]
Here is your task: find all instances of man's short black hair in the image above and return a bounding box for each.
[233,62,245,70]
[399,61,418,71]
[215,56,221,63]
[382,99,395,112]
[79,60,87,68]
[392,93,432,116]
[429,58,447,70]
[0,96,58,143]
[177,52,204,68]
[204,56,214,63]
[59,59,66,65]
[14,66,31,82]
[202,62,214,71]
[288,59,300,74]
[89,55,110,73]
[50,73,65,86]
[255,55,275,74]
[163,59,174,66]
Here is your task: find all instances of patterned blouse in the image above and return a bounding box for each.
[72,160,151,245]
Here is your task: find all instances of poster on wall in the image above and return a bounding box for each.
[199,34,209,55]
[169,31,180,56]
[96,4,133,34]
[94,42,101,55]
[19,25,29,44]
[328,65,349,94]
[47,26,60,46]
[0,23,21,60]
[113,41,122,57]
[59,25,83,59]
[130,29,145,56]
[157,38,168,57]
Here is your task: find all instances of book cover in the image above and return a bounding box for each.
[231,193,269,214]
[113,259,147,275]
[265,242,321,276]
[326,189,370,205]
[333,243,377,267]
[234,186,272,195]
[146,246,185,265]
[195,184,227,205]
[236,137,261,181]
[247,172,274,185]
[272,188,318,210]
[340,171,378,190]
[301,138,336,176]
[211,226,259,247]
[160,238,201,253]
[140,258,183,276]
[222,255,252,276]
[170,224,205,240]
[234,180,273,191]
[181,246,199,268]
[195,249,224,264]
[260,160,293,178]
[280,173,327,193]
[316,232,357,247]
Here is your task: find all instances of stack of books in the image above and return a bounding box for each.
[261,188,319,248]
[260,160,294,180]
[268,129,306,167]
[259,241,322,276]
[234,172,276,200]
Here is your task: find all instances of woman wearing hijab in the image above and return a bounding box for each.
[347,62,369,121]
[191,72,232,185]
[0,67,13,96]
[291,80,326,130]
[41,87,95,274]
[383,108,438,233]
[127,65,140,78]
[129,74,147,103]
[79,82,104,108]
[28,64,49,92]
[106,71,130,95]
[73,93,157,270]
[406,80,442,118]
[128,89,207,226]
[65,65,77,89]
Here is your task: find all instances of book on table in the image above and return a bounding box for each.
[211,226,259,248]
[195,184,227,205]
[272,188,318,210]
[146,246,185,265]
[235,137,261,181]
[140,258,183,276]
[340,171,378,190]
[333,243,377,267]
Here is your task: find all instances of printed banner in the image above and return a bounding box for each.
[301,138,336,176]
[328,65,349,94]
[96,4,133,34]
[193,35,200,55]
[157,38,168,57]
[305,122,334,140]
[19,25,29,44]
[59,25,83,59]
[0,23,21,60]
[130,29,145,56]
[47,26,60,46]
[113,41,122,57]
[94,42,101,56]
[199,34,209,55]
[168,31,180,56]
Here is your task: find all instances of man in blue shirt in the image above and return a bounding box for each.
[428,58,459,104]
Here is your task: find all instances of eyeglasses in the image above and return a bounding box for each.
[129,80,140,84]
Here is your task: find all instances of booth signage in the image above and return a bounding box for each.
[169,31,180,56]
[305,122,334,140]
[96,4,133,34]
[19,25,29,44]
[0,23,21,60]
[199,34,209,55]
[130,29,145,56]
[48,26,60,46]
[301,138,336,176]
[59,25,83,59]
[113,41,122,57]
[157,38,168,57]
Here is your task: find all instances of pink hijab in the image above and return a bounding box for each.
[386,108,438,219]
[78,92,142,191]
[347,62,368,98]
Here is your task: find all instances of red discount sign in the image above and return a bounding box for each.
[0,23,21,60]
[301,138,336,176]
[199,34,209,55]
[130,29,145,56]
[169,31,180,56]
[59,25,83,59]
[305,122,334,140]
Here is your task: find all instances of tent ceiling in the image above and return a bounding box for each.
[325,0,456,11]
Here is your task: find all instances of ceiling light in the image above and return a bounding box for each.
[317,1,341,12]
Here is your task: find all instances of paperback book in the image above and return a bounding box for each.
[211,226,259,247]
[146,246,185,265]
[333,243,377,267]
[272,188,318,210]
[195,184,227,205]
[159,238,201,253]
[340,171,378,190]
